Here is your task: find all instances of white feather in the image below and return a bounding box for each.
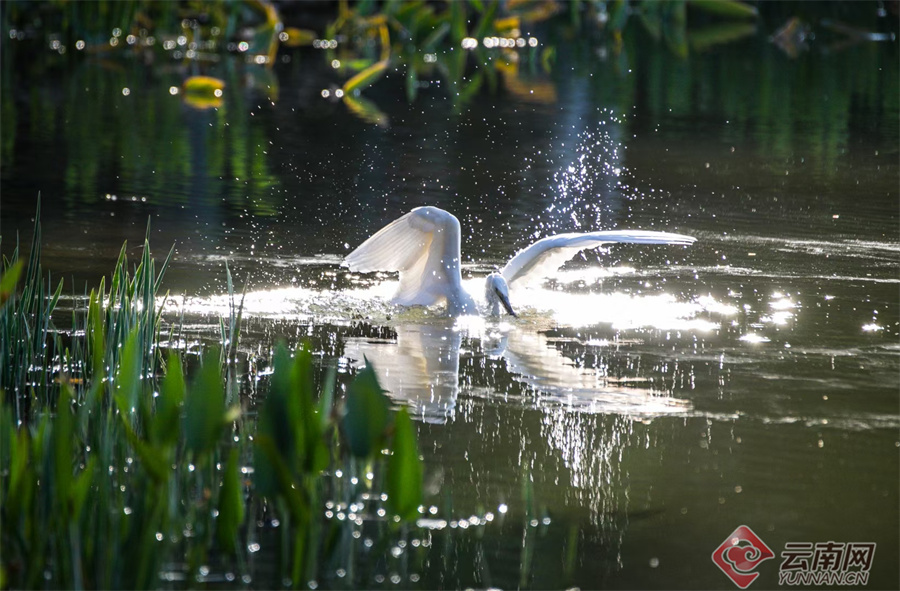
[501,230,696,287]
[344,207,476,312]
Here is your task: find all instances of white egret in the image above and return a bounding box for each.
[343,206,696,317]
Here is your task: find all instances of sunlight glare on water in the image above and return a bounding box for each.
[176,268,727,334]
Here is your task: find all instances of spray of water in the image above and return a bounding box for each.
[532,109,633,238]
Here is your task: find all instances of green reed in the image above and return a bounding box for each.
[0,204,425,589]
[0,198,65,423]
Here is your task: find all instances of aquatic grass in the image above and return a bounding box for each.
[0,205,426,589]
[0,197,64,423]
[1,336,426,589]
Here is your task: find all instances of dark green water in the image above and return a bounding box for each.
[2,3,898,589]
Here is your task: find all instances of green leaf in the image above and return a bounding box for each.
[254,343,326,491]
[457,72,484,108]
[184,348,225,458]
[52,387,74,514]
[281,27,317,47]
[689,0,758,19]
[271,345,300,457]
[343,94,390,127]
[637,3,663,39]
[472,0,499,42]
[0,260,23,305]
[342,59,389,94]
[292,347,328,474]
[87,281,107,379]
[255,434,307,520]
[386,408,423,521]
[540,46,555,73]
[318,366,336,431]
[688,22,756,51]
[254,346,293,495]
[70,457,96,518]
[48,277,64,315]
[342,359,390,458]
[154,352,185,446]
[183,75,226,95]
[153,243,175,295]
[216,449,245,552]
[108,242,128,308]
[342,58,376,72]
[0,405,13,476]
[421,22,450,51]
[664,1,689,59]
[609,0,630,32]
[406,67,418,102]
[113,328,142,417]
[119,415,169,483]
[252,433,279,498]
[5,429,32,521]
[450,0,467,43]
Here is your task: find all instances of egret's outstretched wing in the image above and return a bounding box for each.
[343,206,464,307]
[501,230,696,287]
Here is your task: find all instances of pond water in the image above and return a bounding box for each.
[2,5,899,589]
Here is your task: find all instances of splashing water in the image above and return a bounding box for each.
[534,109,632,236]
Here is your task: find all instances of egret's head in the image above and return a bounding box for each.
[485,273,516,317]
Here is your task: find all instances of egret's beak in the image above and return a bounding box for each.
[495,288,517,318]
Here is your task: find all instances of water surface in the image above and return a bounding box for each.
[2,7,898,589]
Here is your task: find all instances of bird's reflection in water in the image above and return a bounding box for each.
[343,323,463,423]
[484,328,692,415]
[478,325,689,547]
[343,318,691,573]
[344,318,691,423]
